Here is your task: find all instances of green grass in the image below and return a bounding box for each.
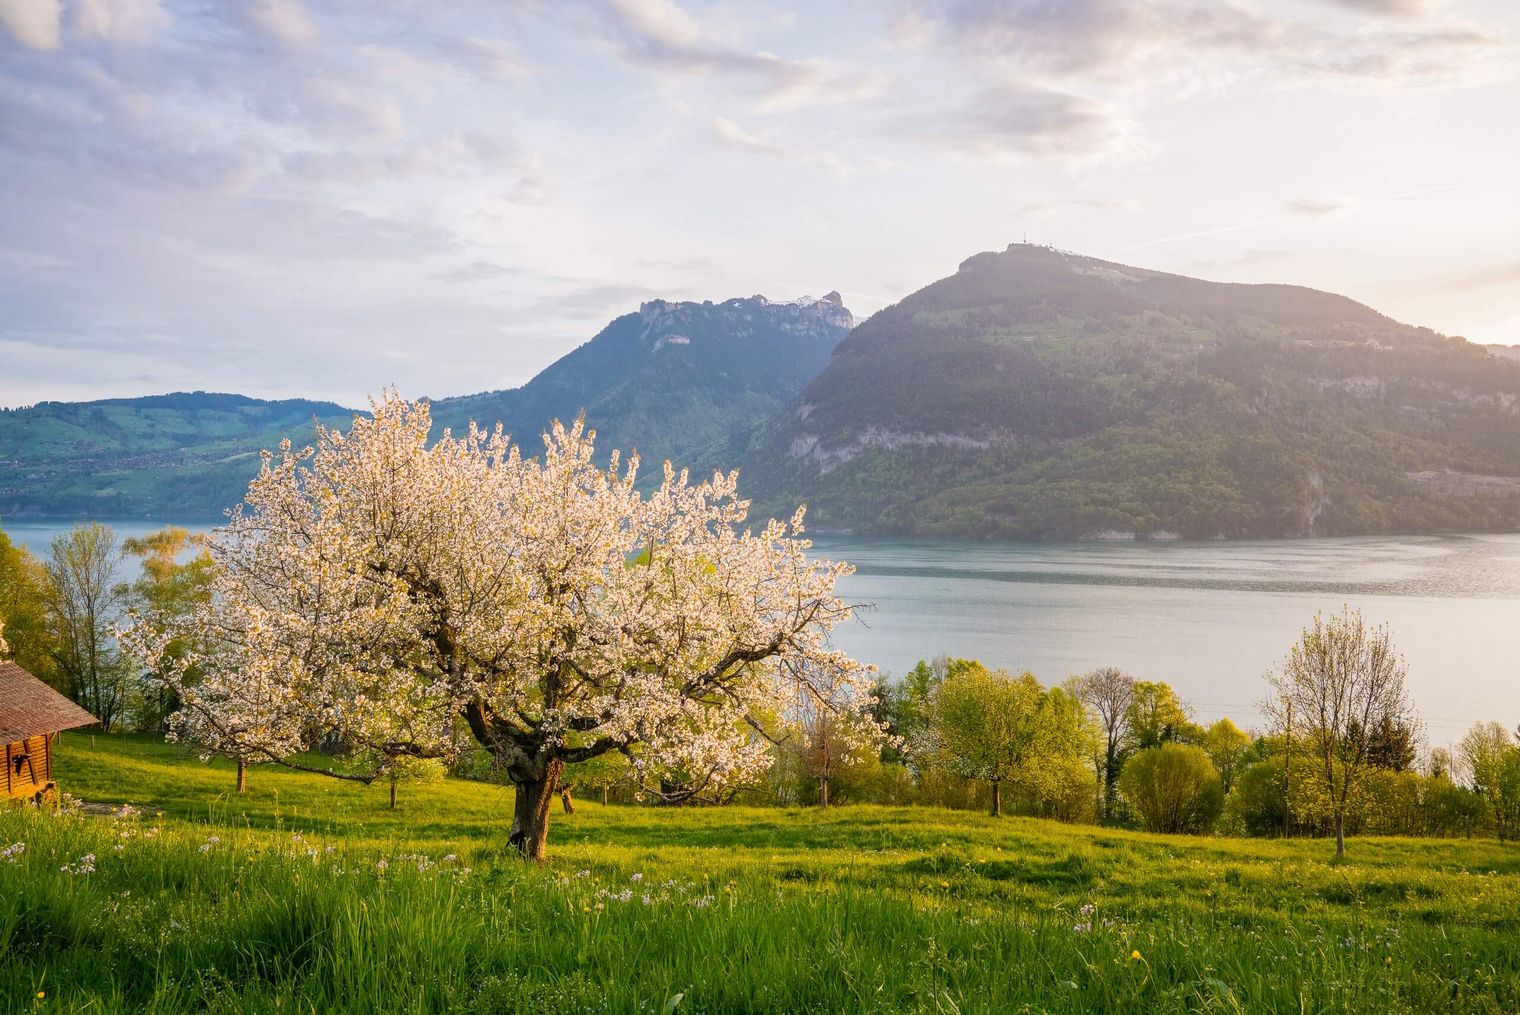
[4,735,1519,1013]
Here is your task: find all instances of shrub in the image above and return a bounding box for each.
[1118,743,1223,834]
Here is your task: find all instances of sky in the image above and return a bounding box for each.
[1,0,1517,409]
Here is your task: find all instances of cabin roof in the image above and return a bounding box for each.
[0,661,99,742]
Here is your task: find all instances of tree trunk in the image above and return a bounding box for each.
[235,759,246,794]
[390,781,397,810]
[818,776,830,808]
[1103,745,1117,821]
[1334,812,1346,860]
[990,780,1002,817]
[560,788,575,814]
[509,760,563,861]
[600,783,608,806]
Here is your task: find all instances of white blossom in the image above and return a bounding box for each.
[120,392,873,855]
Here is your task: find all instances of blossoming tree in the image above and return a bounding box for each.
[123,392,872,858]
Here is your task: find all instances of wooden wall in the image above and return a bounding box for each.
[5,735,52,799]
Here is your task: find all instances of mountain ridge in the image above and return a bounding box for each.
[0,293,852,519]
[731,243,1520,539]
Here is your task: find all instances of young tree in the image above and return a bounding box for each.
[1202,718,1253,794]
[123,393,871,859]
[1076,666,1134,821]
[1459,722,1520,842]
[1126,681,1199,749]
[1348,714,1420,773]
[381,755,447,810]
[919,664,1080,817]
[44,524,131,731]
[1264,608,1415,859]
[777,659,888,807]
[120,528,215,733]
[1118,743,1224,834]
[0,526,52,677]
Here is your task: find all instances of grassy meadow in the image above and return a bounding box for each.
[3,735,1519,1013]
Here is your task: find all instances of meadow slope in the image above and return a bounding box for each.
[2,735,1518,1013]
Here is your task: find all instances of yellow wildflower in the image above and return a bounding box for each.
[1131,950,1142,960]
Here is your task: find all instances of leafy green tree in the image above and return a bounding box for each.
[1126,681,1201,750]
[1460,722,1520,842]
[1118,743,1224,834]
[44,524,131,731]
[1264,608,1415,859]
[919,663,1086,817]
[0,524,54,680]
[1348,714,1419,773]
[1203,718,1253,794]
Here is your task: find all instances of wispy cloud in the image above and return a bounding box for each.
[586,0,883,109]
[1311,0,1435,17]
[899,84,1129,161]
[1286,197,1352,216]
[901,0,1508,90]
[1447,260,1520,293]
[1124,218,1277,252]
[1017,197,1142,217]
[710,116,849,172]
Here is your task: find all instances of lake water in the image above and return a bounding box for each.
[8,520,1518,747]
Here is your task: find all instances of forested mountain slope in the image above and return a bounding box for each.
[0,393,355,518]
[0,294,852,519]
[732,244,1520,539]
[430,293,852,466]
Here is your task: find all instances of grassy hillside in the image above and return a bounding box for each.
[0,296,851,520]
[2,735,1517,1012]
[0,393,355,520]
[739,244,1520,539]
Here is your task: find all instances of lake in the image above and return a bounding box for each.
[8,519,1518,747]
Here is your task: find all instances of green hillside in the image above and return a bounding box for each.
[736,244,1520,539]
[0,295,851,519]
[3,734,1517,1012]
[0,393,355,519]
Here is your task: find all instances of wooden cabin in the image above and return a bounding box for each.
[1,661,99,805]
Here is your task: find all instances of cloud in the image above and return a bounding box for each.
[710,116,848,172]
[1281,26,1503,87]
[905,0,1506,89]
[1286,197,1351,216]
[902,84,1127,160]
[1447,261,1520,293]
[69,0,170,45]
[1016,197,1141,216]
[588,0,882,108]
[240,0,318,48]
[932,0,1277,77]
[430,261,528,284]
[0,0,62,49]
[1313,0,1434,16]
[423,35,531,80]
[528,282,667,319]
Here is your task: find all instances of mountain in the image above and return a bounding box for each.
[0,294,852,519]
[429,292,852,466]
[0,393,356,519]
[733,244,1520,539]
[1487,345,1520,363]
